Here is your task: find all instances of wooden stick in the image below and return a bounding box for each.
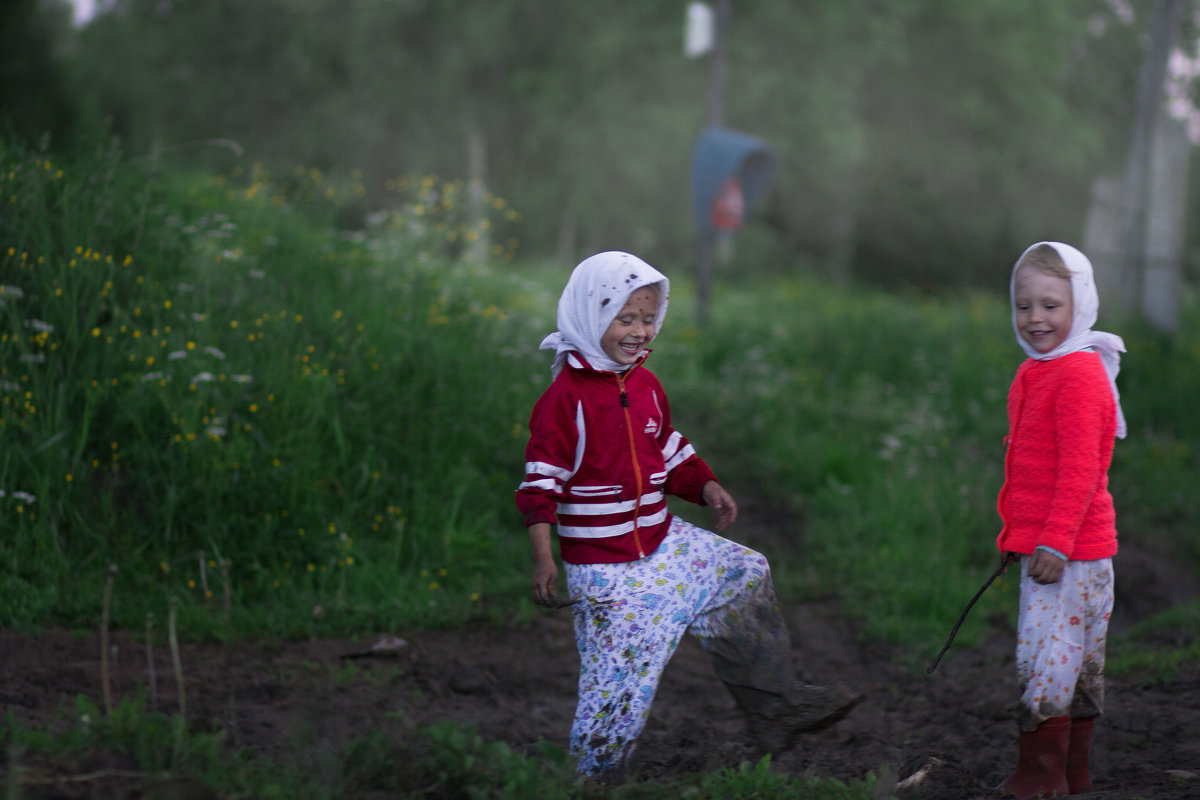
[167,598,185,719]
[198,551,210,609]
[145,613,157,710]
[218,558,231,626]
[926,553,1016,675]
[100,564,118,715]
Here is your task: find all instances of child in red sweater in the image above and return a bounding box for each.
[997,242,1126,799]
[516,251,858,776]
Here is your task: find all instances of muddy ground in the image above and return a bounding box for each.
[3,521,1199,799]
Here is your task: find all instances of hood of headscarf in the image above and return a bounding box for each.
[1011,241,1128,438]
[539,251,669,378]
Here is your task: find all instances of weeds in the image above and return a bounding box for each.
[1109,600,1200,684]
[1,134,533,637]
[4,131,1199,651]
[3,130,1199,798]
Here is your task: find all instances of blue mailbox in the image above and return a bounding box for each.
[690,125,776,235]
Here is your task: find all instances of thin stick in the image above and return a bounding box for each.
[16,768,148,786]
[145,613,157,710]
[100,564,118,715]
[926,553,1015,675]
[219,558,231,627]
[198,551,210,608]
[167,598,186,719]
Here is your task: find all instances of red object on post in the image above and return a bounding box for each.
[711,177,744,232]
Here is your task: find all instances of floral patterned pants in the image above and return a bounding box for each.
[563,516,793,775]
[1014,556,1114,731]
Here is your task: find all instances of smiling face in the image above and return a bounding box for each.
[600,286,659,366]
[1013,267,1073,353]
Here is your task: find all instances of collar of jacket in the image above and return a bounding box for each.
[565,349,652,375]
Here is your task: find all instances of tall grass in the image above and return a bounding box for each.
[4,132,1198,659]
[4,698,885,799]
[5,133,1198,799]
[654,258,1200,654]
[1,136,535,637]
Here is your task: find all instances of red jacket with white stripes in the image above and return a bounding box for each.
[516,351,718,564]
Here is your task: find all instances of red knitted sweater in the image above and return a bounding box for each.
[996,351,1119,560]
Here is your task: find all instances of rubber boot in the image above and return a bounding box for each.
[726,680,861,754]
[1003,715,1071,799]
[1066,716,1096,794]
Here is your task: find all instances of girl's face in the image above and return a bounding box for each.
[601,287,659,366]
[1013,268,1073,353]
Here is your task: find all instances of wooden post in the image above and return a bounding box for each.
[697,0,730,327]
[1115,0,1184,313]
[1142,112,1190,333]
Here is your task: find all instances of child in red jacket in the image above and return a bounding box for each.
[998,242,1126,799]
[516,251,858,776]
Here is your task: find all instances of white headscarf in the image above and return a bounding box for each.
[1011,241,1127,439]
[539,251,670,378]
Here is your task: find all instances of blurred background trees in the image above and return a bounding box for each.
[4,0,1197,300]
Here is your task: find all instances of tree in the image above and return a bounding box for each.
[1114,0,1186,316]
[0,0,77,147]
[52,1,1158,291]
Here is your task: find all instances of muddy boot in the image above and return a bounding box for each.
[1002,716,1070,799]
[731,681,862,755]
[1066,716,1096,795]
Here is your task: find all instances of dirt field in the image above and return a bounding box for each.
[3,534,1199,799]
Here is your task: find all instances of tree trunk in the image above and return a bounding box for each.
[1114,0,1184,313]
[1142,111,1190,333]
[466,121,488,263]
[1083,175,1124,298]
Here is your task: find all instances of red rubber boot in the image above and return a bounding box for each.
[1066,716,1096,794]
[1003,715,1071,799]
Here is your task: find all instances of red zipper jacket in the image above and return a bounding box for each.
[996,351,1118,560]
[516,351,718,564]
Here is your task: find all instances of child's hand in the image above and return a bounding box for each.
[531,557,560,607]
[528,522,560,606]
[702,481,738,531]
[1028,549,1065,584]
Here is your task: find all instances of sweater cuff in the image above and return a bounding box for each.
[1035,544,1068,562]
[524,509,557,527]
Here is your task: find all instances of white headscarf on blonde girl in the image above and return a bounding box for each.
[1011,241,1127,439]
[539,251,670,378]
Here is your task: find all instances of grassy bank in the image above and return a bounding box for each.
[3,134,1198,796]
[4,134,1199,649]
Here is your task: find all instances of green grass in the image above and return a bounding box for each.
[4,132,1199,797]
[1,137,536,638]
[652,270,1200,657]
[5,132,1199,649]
[3,698,886,799]
[1108,600,1200,684]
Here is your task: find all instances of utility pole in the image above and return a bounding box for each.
[696,0,730,326]
[1115,0,1185,314]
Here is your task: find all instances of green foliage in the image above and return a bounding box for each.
[0,0,79,146]
[1108,600,1200,684]
[647,276,1014,650]
[0,136,532,636]
[3,695,307,798]
[4,706,884,799]
[653,267,1200,654]
[687,756,882,799]
[30,0,1153,286]
[5,131,1200,660]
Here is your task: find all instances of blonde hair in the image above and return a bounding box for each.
[1016,243,1072,280]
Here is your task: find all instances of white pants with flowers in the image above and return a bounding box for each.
[1015,556,1114,731]
[563,516,791,775]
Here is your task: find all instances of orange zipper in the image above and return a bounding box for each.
[616,372,645,558]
